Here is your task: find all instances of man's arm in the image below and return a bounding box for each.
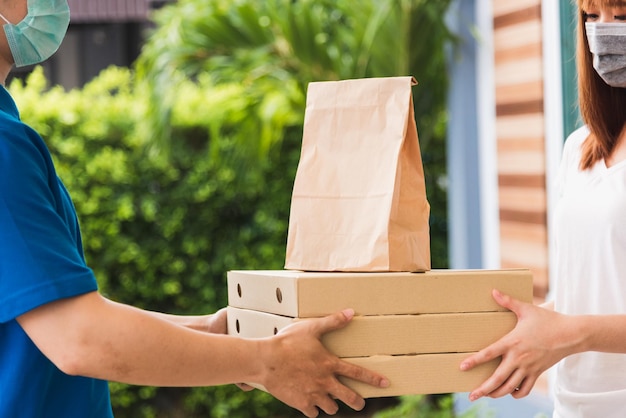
[146,307,228,334]
[17,291,388,417]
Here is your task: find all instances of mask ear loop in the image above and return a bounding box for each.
[0,13,11,25]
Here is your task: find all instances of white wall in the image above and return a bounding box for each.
[542,0,566,297]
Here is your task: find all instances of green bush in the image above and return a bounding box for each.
[374,395,492,418]
[137,0,452,269]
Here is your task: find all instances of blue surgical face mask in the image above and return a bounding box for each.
[0,0,70,68]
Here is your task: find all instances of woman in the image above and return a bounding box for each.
[0,1,388,417]
[461,1,626,417]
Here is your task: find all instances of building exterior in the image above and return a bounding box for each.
[67,0,150,21]
[9,0,173,88]
[447,1,578,408]
[447,0,578,304]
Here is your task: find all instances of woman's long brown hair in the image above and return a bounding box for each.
[577,0,626,169]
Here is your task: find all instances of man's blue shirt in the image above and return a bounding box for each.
[0,85,113,417]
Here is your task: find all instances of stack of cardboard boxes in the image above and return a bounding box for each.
[227,269,532,397]
[225,77,533,397]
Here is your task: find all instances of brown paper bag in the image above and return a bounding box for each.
[285,76,430,272]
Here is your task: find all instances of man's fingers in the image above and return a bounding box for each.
[235,383,254,392]
[336,360,389,389]
[328,360,389,411]
[316,395,340,415]
[330,381,366,411]
[271,309,390,414]
[300,405,319,418]
[334,390,364,412]
[309,309,355,338]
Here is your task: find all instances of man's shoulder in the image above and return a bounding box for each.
[0,114,50,176]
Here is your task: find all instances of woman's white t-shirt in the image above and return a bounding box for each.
[552,126,626,417]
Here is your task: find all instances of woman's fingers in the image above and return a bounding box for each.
[511,374,537,399]
[483,367,526,399]
[492,289,524,317]
[466,357,515,401]
[462,289,530,401]
[460,338,504,372]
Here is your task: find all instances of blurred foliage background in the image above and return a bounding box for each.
[10,0,458,416]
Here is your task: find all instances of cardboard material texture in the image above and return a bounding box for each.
[285,76,430,272]
[227,306,517,357]
[227,269,533,317]
[341,353,499,398]
[239,353,499,398]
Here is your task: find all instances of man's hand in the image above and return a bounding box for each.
[17,293,386,414]
[260,309,389,417]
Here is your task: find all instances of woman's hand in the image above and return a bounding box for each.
[460,289,582,401]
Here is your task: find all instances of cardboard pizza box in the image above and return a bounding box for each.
[227,269,533,317]
[243,353,498,398]
[227,306,516,357]
[342,353,498,398]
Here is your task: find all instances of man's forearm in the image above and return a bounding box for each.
[18,292,263,387]
[144,307,227,334]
